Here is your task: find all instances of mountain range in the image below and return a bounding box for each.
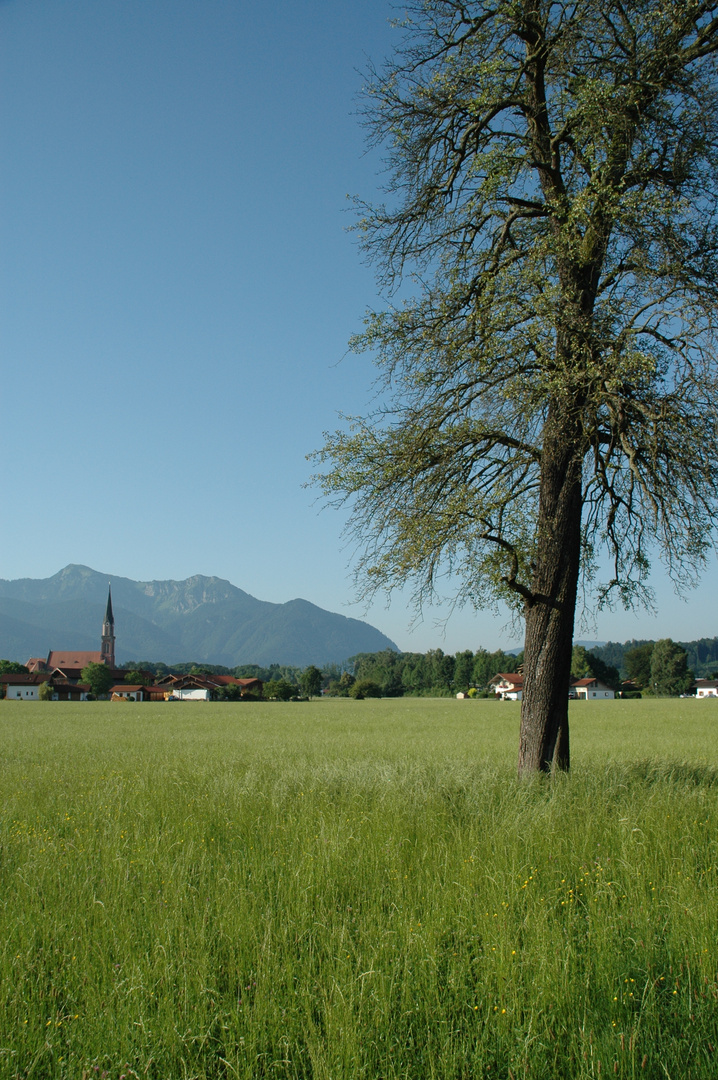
[0,565,398,668]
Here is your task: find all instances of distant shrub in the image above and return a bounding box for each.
[264,679,295,701]
[349,679,382,700]
[38,681,54,701]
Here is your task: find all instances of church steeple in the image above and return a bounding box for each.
[101,584,115,667]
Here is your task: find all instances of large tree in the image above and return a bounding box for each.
[314,1,718,773]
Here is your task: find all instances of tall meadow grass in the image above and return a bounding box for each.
[1,698,717,1078]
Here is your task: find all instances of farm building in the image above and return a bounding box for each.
[1,673,89,700]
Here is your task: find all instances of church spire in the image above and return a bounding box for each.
[101,584,115,667]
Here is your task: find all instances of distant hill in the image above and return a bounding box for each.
[0,565,399,668]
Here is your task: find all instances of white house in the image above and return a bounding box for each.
[570,677,615,700]
[110,684,146,702]
[1,674,47,700]
[172,686,211,701]
[490,673,524,700]
[694,680,718,698]
[1,673,89,700]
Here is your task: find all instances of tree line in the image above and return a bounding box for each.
[326,646,616,699]
[331,640,699,698]
[122,660,304,683]
[593,638,718,681]
[328,648,523,699]
[98,638,718,698]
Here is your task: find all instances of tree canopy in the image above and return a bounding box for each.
[0,660,29,674]
[649,638,692,696]
[81,662,114,698]
[624,643,655,688]
[264,678,296,702]
[123,669,151,686]
[314,0,718,772]
[300,665,324,698]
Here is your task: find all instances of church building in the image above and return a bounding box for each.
[27,586,118,673]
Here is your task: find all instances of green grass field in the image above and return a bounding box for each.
[2,697,717,1079]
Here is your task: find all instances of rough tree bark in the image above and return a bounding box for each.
[519,407,585,773]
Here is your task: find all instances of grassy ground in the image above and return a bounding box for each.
[1,697,717,1079]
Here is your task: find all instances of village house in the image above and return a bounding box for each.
[694,679,718,698]
[151,672,263,701]
[110,683,169,702]
[569,677,615,700]
[490,673,524,700]
[1,673,90,701]
[211,674,263,695]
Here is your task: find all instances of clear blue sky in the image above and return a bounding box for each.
[2,0,717,655]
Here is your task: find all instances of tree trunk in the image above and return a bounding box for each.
[518,405,584,775]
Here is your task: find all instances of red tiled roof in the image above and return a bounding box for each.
[0,673,50,685]
[47,651,103,669]
[490,673,524,685]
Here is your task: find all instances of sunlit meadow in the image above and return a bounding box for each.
[1,697,717,1079]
